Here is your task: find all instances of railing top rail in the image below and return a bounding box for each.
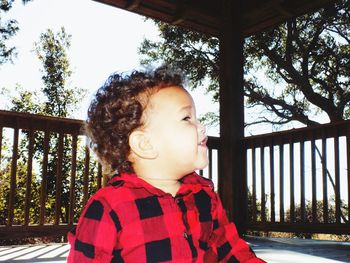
[243,120,350,147]
[0,110,85,135]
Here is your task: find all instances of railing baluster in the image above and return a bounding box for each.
[269,142,275,222]
[101,164,108,187]
[334,135,341,223]
[40,131,50,225]
[289,140,295,223]
[322,135,328,223]
[0,127,3,168]
[208,148,213,180]
[311,137,317,223]
[68,134,78,225]
[83,144,90,207]
[24,129,34,226]
[8,127,19,226]
[347,132,350,224]
[300,141,306,222]
[97,162,102,189]
[279,143,284,222]
[260,144,266,222]
[252,147,257,222]
[199,168,203,176]
[54,132,64,225]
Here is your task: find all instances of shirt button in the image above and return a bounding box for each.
[183,232,188,239]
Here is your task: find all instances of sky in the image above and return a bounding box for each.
[0,0,219,135]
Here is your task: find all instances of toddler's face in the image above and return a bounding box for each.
[144,86,208,178]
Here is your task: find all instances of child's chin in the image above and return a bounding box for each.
[197,161,209,171]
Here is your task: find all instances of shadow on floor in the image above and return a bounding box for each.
[0,243,68,262]
[245,236,350,263]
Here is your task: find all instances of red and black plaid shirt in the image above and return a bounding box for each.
[67,172,265,262]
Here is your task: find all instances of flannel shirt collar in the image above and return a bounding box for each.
[108,172,214,197]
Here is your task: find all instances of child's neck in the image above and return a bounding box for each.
[138,175,181,197]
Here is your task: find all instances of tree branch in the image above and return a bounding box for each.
[245,82,320,126]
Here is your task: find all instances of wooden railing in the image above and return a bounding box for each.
[199,136,220,187]
[0,110,103,239]
[1,110,349,239]
[0,110,220,239]
[244,120,350,234]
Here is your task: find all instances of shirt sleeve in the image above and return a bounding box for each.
[67,196,122,262]
[206,194,266,263]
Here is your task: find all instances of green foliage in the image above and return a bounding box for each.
[0,0,33,66]
[9,85,42,113]
[286,197,349,224]
[0,133,40,226]
[0,161,40,225]
[33,27,84,117]
[0,26,91,228]
[73,145,100,222]
[245,0,350,127]
[139,0,350,128]
[285,198,349,238]
[247,189,269,222]
[24,27,87,224]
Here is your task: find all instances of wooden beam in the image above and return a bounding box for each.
[218,0,246,234]
[93,0,338,37]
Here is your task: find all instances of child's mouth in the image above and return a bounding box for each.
[198,137,208,146]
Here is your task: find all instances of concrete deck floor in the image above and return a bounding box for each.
[245,236,350,263]
[0,236,349,262]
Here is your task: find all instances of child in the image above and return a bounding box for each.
[67,66,265,262]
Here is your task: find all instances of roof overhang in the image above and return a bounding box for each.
[93,0,338,37]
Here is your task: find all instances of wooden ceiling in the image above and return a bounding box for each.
[93,0,337,37]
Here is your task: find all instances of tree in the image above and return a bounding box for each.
[0,159,40,226]
[244,0,350,127]
[33,27,82,117]
[0,0,33,66]
[5,27,88,226]
[138,0,350,129]
[247,189,269,223]
[32,27,86,224]
[285,198,349,239]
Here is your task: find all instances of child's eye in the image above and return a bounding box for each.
[182,116,191,121]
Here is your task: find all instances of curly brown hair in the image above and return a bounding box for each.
[85,65,184,175]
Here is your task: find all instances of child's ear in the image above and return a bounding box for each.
[129,130,158,159]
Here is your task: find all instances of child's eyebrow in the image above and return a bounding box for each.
[178,105,193,112]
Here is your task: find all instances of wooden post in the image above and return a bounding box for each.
[218,0,246,234]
